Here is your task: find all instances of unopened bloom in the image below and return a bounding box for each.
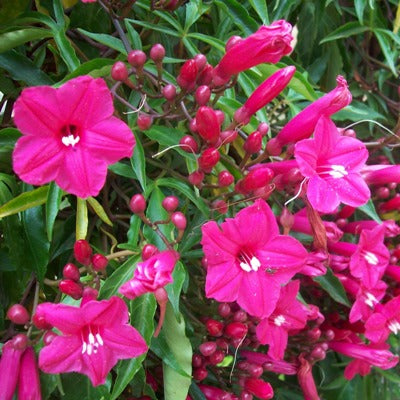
[295,116,370,213]
[0,340,24,400]
[234,66,295,124]
[201,199,307,318]
[362,164,400,185]
[37,296,147,386]
[119,250,179,299]
[13,75,135,198]
[18,347,42,400]
[244,378,274,399]
[213,20,293,85]
[241,350,297,375]
[297,354,320,400]
[269,76,352,154]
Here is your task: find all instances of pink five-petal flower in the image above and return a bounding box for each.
[37,296,147,386]
[349,225,390,288]
[13,75,135,198]
[256,280,308,359]
[294,115,370,213]
[201,199,307,318]
[213,20,293,85]
[0,340,24,400]
[119,250,179,299]
[364,295,400,343]
[18,347,42,400]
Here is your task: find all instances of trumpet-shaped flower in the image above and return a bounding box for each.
[18,347,42,400]
[0,340,24,400]
[37,296,147,386]
[294,116,370,213]
[119,250,179,299]
[13,75,135,198]
[201,199,307,318]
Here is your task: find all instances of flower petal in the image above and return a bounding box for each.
[294,139,318,178]
[82,297,129,327]
[307,175,340,213]
[256,321,288,360]
[330,173,370,208]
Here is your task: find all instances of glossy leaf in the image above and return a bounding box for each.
[46,182,63,241]
[0,28,52,54]
[320,22,369,44]
[314,268,351,307]
[76,197,88,241]
[87,196,113,226]
[358,199,382,223]
[165,261,187,318]
[131,134,147,191]
[77,28,127,54]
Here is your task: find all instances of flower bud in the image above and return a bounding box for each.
[128,50,147,67]
[198,148,220,173]
[199,341,217,357]
[162,84,177,101]
[130,194,147,214]
[218,171,234,187]
[189,118,198,133]
[150,43,165,62]
[241,166,274,192]
[162,196,179,212]
[111,61,129,81]
[81,287,99,305]
[63,263,80,281]
[177,59,198,91]
[18,347,42,400]
[195,107,221,145]
[193,367,208,381]
[92,254,108,271]
[171,211,187,230]
[43,330,58,346]
[197,63,213,86]
[142,244,159,260]
[220,130,238,144]
[194,54,207,71]
[59,279,83,300]
[12,334,28,350]
[32,313,52,330]
[218,303,231,318]
[7,304,30,325]
[244,378,274,400]
[74,239,92,265]
[179,135,199,153]
[188,170,204,186]
[212,200,228,214]
[137,113,153,131]
[226,35,242,51]
[244,131,263,154]
[206,319,224,337]
[192,353,204,368]
[225,322,248,339]
[209,349,225,365]
[195,85,211,105]
[258,122,269,136]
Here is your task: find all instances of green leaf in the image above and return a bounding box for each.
[0,128,21,147]
[108,162,136,179]
[0,185,49,219]
[60,373,111,400]
[163,303,192,400]
[46,182,63,241]
[126,19,181,37]
[186,32,225,52]
[358,199,382,223]
[320,22,369,44]
[248,0,269,24]
[0,50,54,85]
[111,294,156,400]
[165,262,187,318]
[355,0,366,24]
[184,1,210,32]
[189,383,207,400]
[99,256,139,299]
[373,29,397,76]
[157,178,209,217]
[76,197,88,240]
[314,268,351,307]
[21,202,50,282]
[215,0,259,36]
[0,28,52,53]
[87,197,113,226]
[131,135,147,191]
[125,22,142,50]
[77,28,127,54]
[53,30,80,72]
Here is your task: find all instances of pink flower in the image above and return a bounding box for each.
[343,219,400,238]
[268,76,352,154]
[240,350,297,375]
[13,75,135,198]
[362,164,400,185]
[201,199,307,318]
[349,225,390,288]
[256,280,308,359]
[234,66,296,124]
[213,20,293,85]
[18,347,42,400]
[294,115,370,213]
[297,354,320,400]
[244,378,274,400]
[36,296,147,386]
[0,340,24,400]
[119,250,179,299]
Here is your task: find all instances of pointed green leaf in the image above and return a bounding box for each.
[358,199,382,223]
[0,28,52,54]
[46,182,63,241]
[314,268,351,307]
[76,197,88,240]
[131,135,147,191]
[77,28,127,54]
[320,22,369,44]
[248,0,269,24]
[87,196,113,226]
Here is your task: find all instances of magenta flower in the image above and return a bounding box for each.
[297,354,320,400]
[119,250,179,299]
[268,75,352,154]
[13,75,135,198]
[18,347,42,400]
[201,199,307,318]
[241,350,297,375]
[256,280,308,359]
[0,340,24,400]
[294,116,370,213]
[213,20,293,85]
[349,225,390,288]
[36,296,147,386]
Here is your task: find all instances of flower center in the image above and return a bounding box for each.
[388,320,400,334]
[238,249,261,272]
[60,124,80,147]
[362,251,379,265]
[317,164,348,179]
[364,292,378,308]
[274,315,286,326]
[81,325,104,356]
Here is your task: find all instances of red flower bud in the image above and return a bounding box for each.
[32,313,52,330]
[111,61,129,81]
[74,239,92,265]
[194,54,207,71]
[244,378,274,400]
[162,84,177,101]
[199,341,217,357]
[7,304,30,325]
[195,86,211,105]
[196,63,213,86]
[218,171,234,187]
[59,279,83,300]
[209,349,225,365]
[188,170,204,186]
[128,50,147,67]
[62,263,80,281]
[258,122,269,136]
[171,211,187,230]
[12,334,28,350]
[189,118,198,133]
[241,166,274,192]
[137,113,153,131]
[218,303,231,318]
[225,322,248,339]
[195,107,220,144]
[193,367,208,381]
[130,194,147,214]
[220,130,238,144]
[150,43,165,62]
[177,59,198,91]
[142,244,159,260]
[162,196,179,212]
[92,254,108,271]
[179,135,199,153]
[198,148,220,173]
[192,353,204,368]
[206,319,224,337]
[243,131,263,154]
[212,200,228,214]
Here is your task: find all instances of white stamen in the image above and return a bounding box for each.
[88,332,95,344]
[62,134,80,147]
[240,261,252,272]
[274,315,286,327]
[364,292,378,308]
[82,341,87,354]
[388,320,400,334]
[96,333,104,346]
[364,251,379,265]
[328,165,348,179]
[87,343,93,356]
[239,256,261,272]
